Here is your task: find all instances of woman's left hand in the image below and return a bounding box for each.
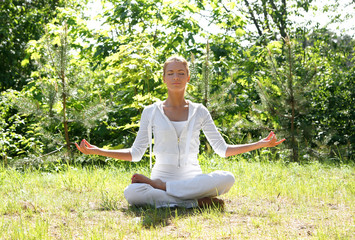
[259,131,285,148]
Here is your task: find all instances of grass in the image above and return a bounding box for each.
[0,156,354,239]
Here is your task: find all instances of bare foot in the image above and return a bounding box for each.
[198,197,225,209]
[131,173,166,191]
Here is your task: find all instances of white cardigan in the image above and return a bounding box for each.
[130,100,228,167]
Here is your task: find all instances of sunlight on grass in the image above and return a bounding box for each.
[0,157,354,239]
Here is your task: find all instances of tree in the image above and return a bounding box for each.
[0,0,66,91]
[0,90,44,165]
[240,0,314,42]
[255,37,318,162]
[305,28,355,160]
[2,0,353,165]
[17,9,109,159]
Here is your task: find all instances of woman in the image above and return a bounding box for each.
[76,56,285,208]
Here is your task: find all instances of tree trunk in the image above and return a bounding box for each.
[61,26,71,153]
[286,39,298,162]
[244,0,263,37]
[204,41,210,107]
[62,80,70,153]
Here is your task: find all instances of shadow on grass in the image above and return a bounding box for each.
[97,189,225,228]
[98,199,226,229]
[120,205,225,229]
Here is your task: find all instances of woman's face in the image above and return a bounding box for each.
[163,61,190,91]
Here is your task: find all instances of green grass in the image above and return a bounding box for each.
[0,156,354,239]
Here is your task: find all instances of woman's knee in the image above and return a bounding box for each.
[218,171,235,195]
[224,171,235,186]
[124,183,160,206]
[123,184,136,204]
[124,184,146,205]
[212,170,235,185]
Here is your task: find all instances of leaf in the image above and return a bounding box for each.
[31,52,41,61]
[21,59,29,67]
[235,28,246,37]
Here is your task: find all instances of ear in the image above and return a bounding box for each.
[187,75,190,83]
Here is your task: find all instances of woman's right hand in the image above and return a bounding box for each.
[75,139,99,155]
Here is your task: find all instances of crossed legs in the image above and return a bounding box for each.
[125,171,235,208]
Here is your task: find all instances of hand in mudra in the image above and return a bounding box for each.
[75,139,98,155]
[259,131,285,148]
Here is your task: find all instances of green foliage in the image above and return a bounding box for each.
[102,0,204,55]
[0,90,43,164]
[0,0,353,164]
[254,30,354,162]
[0,0,67,91]
[93,36,164,148]
[255,37,319,161]
[17,10,110,158]
[305,28,355,160]
[241,0,315,41]
[188,41,251,148]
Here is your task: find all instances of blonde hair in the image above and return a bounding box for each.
[163,56,190,77]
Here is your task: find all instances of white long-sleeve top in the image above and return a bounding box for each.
[130,100,228,168]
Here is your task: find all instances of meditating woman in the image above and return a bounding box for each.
[76,56,285,208]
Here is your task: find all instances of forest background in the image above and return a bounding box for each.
[0,0,354,168]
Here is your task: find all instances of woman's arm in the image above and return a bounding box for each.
[75,139,132,161]
[225,131,285,157]
[75,105,156,162]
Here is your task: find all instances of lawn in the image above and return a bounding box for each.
[0,156,354,239]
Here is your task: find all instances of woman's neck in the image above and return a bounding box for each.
[165,91,187,107]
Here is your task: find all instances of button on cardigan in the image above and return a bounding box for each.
[130,100,229,167]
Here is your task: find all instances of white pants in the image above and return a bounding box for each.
[124,170,235,208]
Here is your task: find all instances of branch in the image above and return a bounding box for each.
[44,27,62,80]
[262,0,271,31]
[266,48,282,83]
[33,145,64,160]
[244,0,263,37]
[222,3,231,13]
[269,0,287,39]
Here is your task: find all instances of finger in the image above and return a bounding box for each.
[83,139,92,148]
[271,134,278,142]
[80,140,86,148]
[275,138,286,145]
[75,143,80,150]
[75,143,84,153]
[266,131,274,140]
[82,139,91,148]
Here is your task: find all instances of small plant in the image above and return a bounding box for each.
[100,190,119,211]
[18,19,111,162]
[255,37,318,162]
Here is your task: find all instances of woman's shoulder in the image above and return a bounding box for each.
[188,100,203,108]
[142,101,162,113]
[140,102,161,122]
[187,100,210,115]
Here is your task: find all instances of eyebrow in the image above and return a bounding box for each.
[167,69,186,72]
